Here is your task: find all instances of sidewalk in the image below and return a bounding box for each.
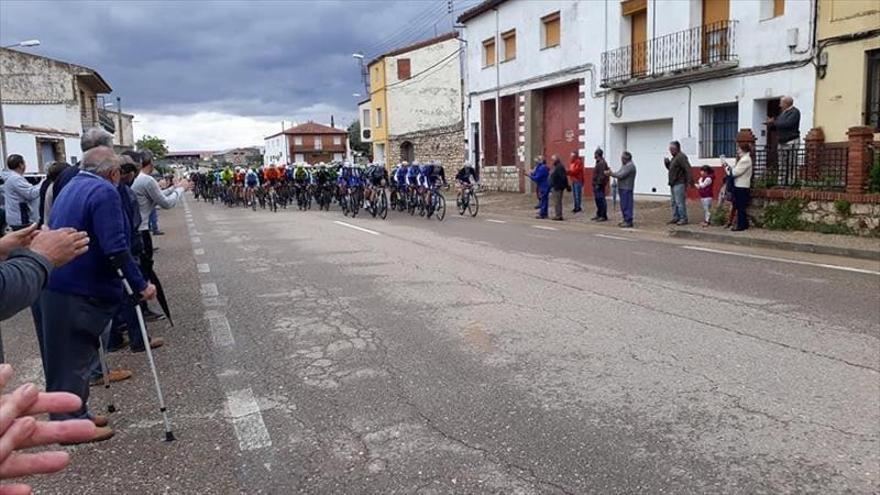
[477,191,880,260]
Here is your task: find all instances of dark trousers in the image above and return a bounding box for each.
[619,188,634,224]
[733,187,750,230]
[139,231,154,312]
[109,301,145,350]
[550,189,564,219]
[41,290,118,420]
[593,184,608,219]
[538,189,549,218]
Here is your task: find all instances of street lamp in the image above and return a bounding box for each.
[351,53,364,60]
[1,38,42,169]
[352,93,361,98]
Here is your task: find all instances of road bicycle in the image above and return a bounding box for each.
[456,183,479,217]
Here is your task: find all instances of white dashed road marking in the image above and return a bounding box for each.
[206,311,235,346]
[681,246,880,276]
[225,388,272,451]
[595,233,636,242]
[532,225,558,231]
[191,236,201,244]
[200,283,219,297]
[333,221,380,236]
[194,248,205,256]
[486,219,507,224]
[197,263,210,273]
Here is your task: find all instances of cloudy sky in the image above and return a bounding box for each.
[1,0,478,150]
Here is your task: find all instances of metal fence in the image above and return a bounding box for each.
[601,20,738,86]
[752,143,849,190]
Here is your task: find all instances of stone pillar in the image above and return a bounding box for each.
[846,126,874,194]
[803,127,825,182]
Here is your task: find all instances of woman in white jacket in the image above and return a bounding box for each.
[730,143,753,231]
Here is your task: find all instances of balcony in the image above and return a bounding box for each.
[601,20,738,88]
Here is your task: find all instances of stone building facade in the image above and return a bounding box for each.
[386,121,465,175]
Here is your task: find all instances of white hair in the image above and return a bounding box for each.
[81,127,114,152]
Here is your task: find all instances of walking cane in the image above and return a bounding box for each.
[97,331,117,413]
[117,269,175,442]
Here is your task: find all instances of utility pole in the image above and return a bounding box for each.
[117,96,123,147]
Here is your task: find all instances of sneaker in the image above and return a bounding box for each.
[676,220,689,226]
[552,217,564,221]
[144,310,166,322]
[666,219,680,225]
[132,337,165,353]
[535,215,548,219]
[589,216,599,221]
[621,223,634,228]
[533,205,540,209]
[152,231,165,236]
[596,217,608,222]
[62,426,114,445]
[89,369,132,387]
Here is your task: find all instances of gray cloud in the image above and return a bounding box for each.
[0,0,473,126]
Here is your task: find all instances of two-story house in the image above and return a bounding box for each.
[263,121,347,166]
[363,33,464,169]
[0,47,113,173]
[460,0,818,195]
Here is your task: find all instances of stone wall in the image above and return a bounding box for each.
[749,197,880,236]
[387,122,465,176]
[480,166,522,192]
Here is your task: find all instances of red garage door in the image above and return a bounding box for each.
[543,83,580,163]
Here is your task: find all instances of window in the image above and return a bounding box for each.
[376,108,383,128]
[867,50,880,131]
[314,137,323,150]
[761,0,784,20]
[542,12,560,48]
[293,136,303,146]
[502,30,516,61]
[773,0,784,17]
[362,108,371,128]
[483,37,496,67]
[333,136,342,146]
[699,103,738,158]
[333,153,344,161]
[294,153,305,163]
[397,58,411,80]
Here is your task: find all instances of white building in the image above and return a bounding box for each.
[0,47,114,174]
[459,0,817,194]
[263,131,289,166]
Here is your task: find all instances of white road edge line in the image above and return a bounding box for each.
[682,245,880,276]
[333,220,380,236]
[486,219,507,224]
[225,388,272,451]
[595,233,636,242]
[532,225,558,231]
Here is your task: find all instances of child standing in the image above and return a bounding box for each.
[696,165,714,227]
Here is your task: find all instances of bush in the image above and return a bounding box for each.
[709,205,730,226]
[833,199,852,217]
[762,198,806,230]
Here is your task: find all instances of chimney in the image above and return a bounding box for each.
[331,115,335,128]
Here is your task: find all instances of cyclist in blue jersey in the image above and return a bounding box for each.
[244,168,260,207]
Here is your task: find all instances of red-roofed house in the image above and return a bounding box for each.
[263,121,348,166]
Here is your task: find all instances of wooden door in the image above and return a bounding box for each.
[702,0,729,63]
[631,11,647,77]
[542,83,580,163]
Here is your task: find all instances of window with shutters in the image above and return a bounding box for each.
[314,137,323,150]
[333,136,342,146]
[699,103,738,158]
[483,37,496,67]
[293,136,303,146]
[542,12,560,49]
[502,30,516,61]
[397,58,411,80]
[760,0,784,19]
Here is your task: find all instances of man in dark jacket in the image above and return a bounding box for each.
[766,96,801,182]
[549,155,569,221]
[591,148,609,222]
[664,141,693,225]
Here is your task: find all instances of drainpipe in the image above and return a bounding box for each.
[494,7,501,169]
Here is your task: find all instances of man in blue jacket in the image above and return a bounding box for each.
[40,146,155,444]
[529,156,550,219]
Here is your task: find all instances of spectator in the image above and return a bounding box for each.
[132,150,188,321]
[49,127,114,212]
[0,363,95,493]
[149,208,162,236]
[3,155,42,229]
[528,156,550,220]
[549,155,569,221]
[41,146,155,443]
[567,151,584,214]
[730,143,753,232]
[591,148,609,222]
[766,95,801,147]
[606,152,637,228]
[664,141,693,226]
[718,155,737,228]
[696,165,715,227]
[38,161,70,227]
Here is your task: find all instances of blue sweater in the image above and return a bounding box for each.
[48,172,147,302]
[529,163,550,193]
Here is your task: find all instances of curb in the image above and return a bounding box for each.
[669,229,880,261]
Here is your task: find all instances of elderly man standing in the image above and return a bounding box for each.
[132,151,188,321]
[41,146,155,443]
[591,148,609,222]
[766,95,801,181]
[664,140,693,226]
[3,155,43,229]
[606,152,637,228]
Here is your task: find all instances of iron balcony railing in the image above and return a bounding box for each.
[752,143,849,191]
[601,20,738,86]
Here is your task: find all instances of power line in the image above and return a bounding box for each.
[361,1,446,55]
[366,4,449,58]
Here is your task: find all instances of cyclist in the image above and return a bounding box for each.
[364,163,386,206]
[220,166,234,186]
[244,167,260,206]
[455,163,478,204]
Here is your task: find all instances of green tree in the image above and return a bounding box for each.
[347,121,371,159]
[136,135,168,160]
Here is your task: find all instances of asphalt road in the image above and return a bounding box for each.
[5,194,879,494]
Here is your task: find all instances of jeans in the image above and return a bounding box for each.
[571,182,583,211]
[149,208,159,233]
[593,184,607,219]
[619,188,634,224]
[671,183,687,222]
[41,290,118,420]
[733,187,750,230]
[550,189,563,219]
[700,197,713,223]
[538,189,549,218]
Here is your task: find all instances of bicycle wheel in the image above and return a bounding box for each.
[379,190,388,220]
[457,192,466,215]
[434,193,446,221]
[467,190,479,217]
[342,192,351,217]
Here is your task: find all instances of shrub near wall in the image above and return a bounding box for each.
[749,196,880,236]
